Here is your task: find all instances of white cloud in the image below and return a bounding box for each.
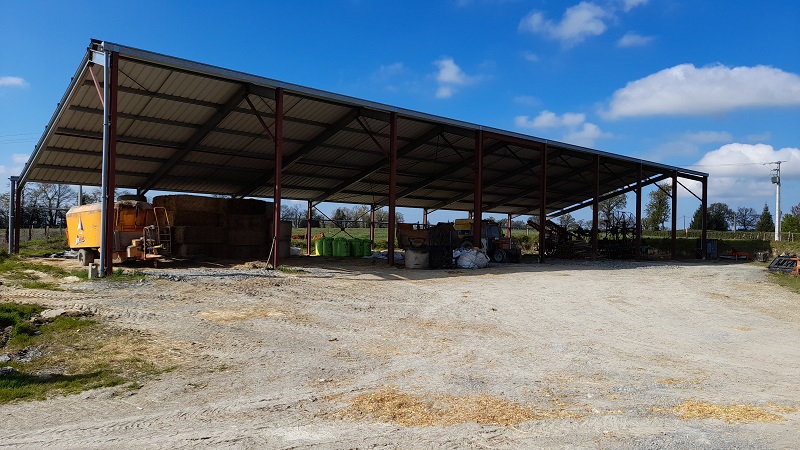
[564,123,612,147]
[378,63,404,77]
[512,95,541,107]
[519,2,609,47]
[0,76,27,88]
[746,132,771,143]
[622,0,648,12]
[516,110,586,128]
[683,143,800,204]
[603,64,800,119]
[433,57,479,99]
[515,110,610,147]
[521,51,539,62]
[12,153,30,164]
[617,32,654,48]
[682,131,733,144]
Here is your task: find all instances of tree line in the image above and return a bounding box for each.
[5,181,799,235]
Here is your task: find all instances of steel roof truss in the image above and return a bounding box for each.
[139,84,248,193]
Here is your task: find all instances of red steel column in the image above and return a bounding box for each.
[592,155,600,260]
[369,205,375,244]
[472,130,483,246]
[103,51,119,276]
[507,213,512,238]
[671,171,678,259]
[701,176,708,260]
[387,112,398,265]
[635,163,643,261]
[272,88,284,268]
[423,208,428,226]
[13,183,21,253]
[538,145,548,263]
[306,200,312,256]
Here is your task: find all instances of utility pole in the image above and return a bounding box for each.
[767,161,786,241]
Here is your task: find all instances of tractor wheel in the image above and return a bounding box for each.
[493,249,507,263]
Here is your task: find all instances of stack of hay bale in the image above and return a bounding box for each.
[152,195,288,260]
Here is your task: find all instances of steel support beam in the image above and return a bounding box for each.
[388,112,398,266]
[140,85,247,194]
[701,177,708,260]
[311,125,442,204]
[8,177,18,254]
[473,130,484,246]
[238,108,360,197]
[271,88,284,269]
[306,200,312,256]
[506,213,512,239]
[538,145,548,263]
[369,206,375,245]
[671,171,678,259]
[592,156,600,260]
[635,164,643,262]
[13,182,21,254]
[423,209,428,226]
[100,50,119,277]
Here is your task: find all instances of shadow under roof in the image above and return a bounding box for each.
[20,39,707,217]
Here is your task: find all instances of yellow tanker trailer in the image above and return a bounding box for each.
[65,196,172,266]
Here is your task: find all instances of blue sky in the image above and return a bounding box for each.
[1,0,799,226]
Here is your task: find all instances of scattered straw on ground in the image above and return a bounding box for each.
[338,387,581,426]
[671,400,785,423]
[199,307,284,322]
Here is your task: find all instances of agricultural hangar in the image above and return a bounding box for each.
[10,39,709,276]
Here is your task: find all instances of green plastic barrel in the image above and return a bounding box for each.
[314,238,324,256]
[322,237,333,257]
[362,240,372,257]
[350,238,362,257]
[333,237,347,257]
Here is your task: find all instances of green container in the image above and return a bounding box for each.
[322,237,333,257]
[314,238,324,256]
[350,238,363,257]
[333,237,348,257]
[362,240,372,257]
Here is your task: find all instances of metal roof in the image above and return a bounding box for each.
[20,39,707,217]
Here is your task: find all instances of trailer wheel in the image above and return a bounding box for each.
[492,249,507,263]
[77,249,90,266]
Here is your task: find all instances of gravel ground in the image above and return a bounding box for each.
[0,256,798,449]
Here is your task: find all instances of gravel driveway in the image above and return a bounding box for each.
[1,257,798,449]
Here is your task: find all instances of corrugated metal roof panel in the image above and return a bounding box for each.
[18,40,706,225]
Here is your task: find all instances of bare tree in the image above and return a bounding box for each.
[734,206,758,231]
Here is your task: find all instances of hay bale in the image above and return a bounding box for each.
[168,211,222,227]
[222,198,268,215]
[152,195,222,213]
[173,226,227,244]
[227,245,269,260]
[225,214,268,229]
[226,229,267,245]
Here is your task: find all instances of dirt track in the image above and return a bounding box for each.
[1,258,799,449]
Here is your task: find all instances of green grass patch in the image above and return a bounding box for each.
[0,253,70,280]
[18,236,70,257]
[0,302,179,404]
[767,272,800,294]
[17,281,62,291]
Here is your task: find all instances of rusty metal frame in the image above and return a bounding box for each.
[473,130,484,245]
[538,144,548,263]
[271,88,284,268]
[388,112,397,265]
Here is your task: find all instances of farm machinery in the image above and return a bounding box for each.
[65,196,172,266]
[396,218,522,265]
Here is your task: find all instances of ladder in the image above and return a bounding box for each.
[154,207,172,256]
